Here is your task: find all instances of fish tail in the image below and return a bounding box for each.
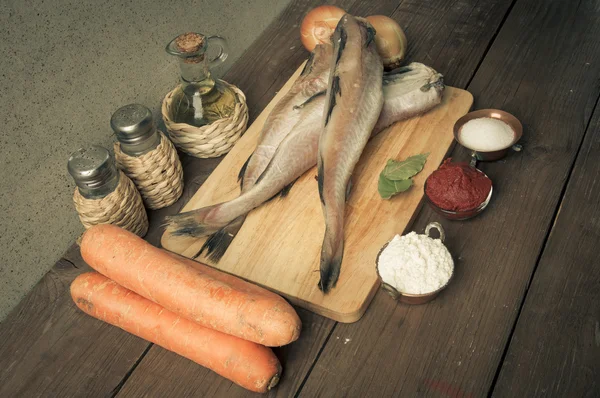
[238,154,252,190]
[164,204,227,237]
[196,215,246,262]
[318,226,344,293]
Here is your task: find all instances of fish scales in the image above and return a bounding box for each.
[317,15,384,293]
[241,44,333,192]
[165,56,444,264]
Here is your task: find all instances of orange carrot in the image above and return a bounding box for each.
[80,224,301,347]
[71,272,281,393]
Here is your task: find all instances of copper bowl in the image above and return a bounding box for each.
[424,175,493,221]
[454,109,523,161]
[375,223,454,305]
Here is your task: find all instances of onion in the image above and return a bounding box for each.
[300,5,346,51]
[366,15,408,71]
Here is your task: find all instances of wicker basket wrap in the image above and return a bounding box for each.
[162,83,248,158]
[114,131,184,210]
[73,171,149,237]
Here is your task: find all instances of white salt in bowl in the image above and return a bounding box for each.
[375,223,454,305]
[454,109,523,161]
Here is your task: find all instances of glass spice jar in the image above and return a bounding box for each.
[111,104,161,156]
[68,145,120,199]
[68,145,148,236]
[111,104,184,209]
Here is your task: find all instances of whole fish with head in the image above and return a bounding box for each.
[316,15,384,293]
[240,43,333,191]
[165,63,444,264]
[193,44,333,259]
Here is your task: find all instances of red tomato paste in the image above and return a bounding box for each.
[425,158,492,211]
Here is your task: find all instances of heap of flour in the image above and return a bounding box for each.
[378,232,453,295]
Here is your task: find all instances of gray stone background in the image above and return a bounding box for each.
[0,0,291,321]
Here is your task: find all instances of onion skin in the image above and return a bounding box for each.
[300,5,346,51]
[366,15,408,71]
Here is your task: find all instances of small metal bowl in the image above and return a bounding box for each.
[424,176,493,221]
[454,109,523,161]
[375,223,454,305]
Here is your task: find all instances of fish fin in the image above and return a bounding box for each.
[393,65,413,74]
[333,23,347,66]
[365,25,376,46]
[280,178,299,198]
[262,178,298,203]
[355,17,377,46]
[164,205,223,237]
[238,154,252,190]
[293,90,326,110]
[318,239,344,293]
[195,216,245,262]
[317,155,325,205]
[345,179,352,202]
[324,75,341,127]
[300,50,316,76]
[264,191,279,203]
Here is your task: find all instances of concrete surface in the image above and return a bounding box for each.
[0,0,291,321]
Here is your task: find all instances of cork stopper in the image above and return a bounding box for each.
[175,33,205,53]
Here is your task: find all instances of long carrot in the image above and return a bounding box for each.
[80,224,301,347]
[71,272,281,393]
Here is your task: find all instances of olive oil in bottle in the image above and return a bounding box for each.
[166,32,237,127]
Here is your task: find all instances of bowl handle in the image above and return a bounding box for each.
[469,151,478,167]
[425,222,445,242]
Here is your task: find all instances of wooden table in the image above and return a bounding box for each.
[2,0,599,396]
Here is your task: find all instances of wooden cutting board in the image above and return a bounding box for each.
[161,63,473,323]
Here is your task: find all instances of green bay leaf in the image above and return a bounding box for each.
[382,153,429,181]
[378,174,413,199]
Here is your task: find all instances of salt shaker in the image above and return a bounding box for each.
[111,104,184,209]
[68,145,148,237]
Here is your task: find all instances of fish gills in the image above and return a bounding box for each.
[317,15,384,293]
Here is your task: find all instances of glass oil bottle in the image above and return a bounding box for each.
[166,32,237,127]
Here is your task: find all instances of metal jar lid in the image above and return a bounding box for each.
[110,104,154,146]
[67,145,118,190]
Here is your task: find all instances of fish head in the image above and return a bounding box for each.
[333,15,376,48]
[331,15,379,75]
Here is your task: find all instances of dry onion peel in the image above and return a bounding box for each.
[300,5,346,52]
[366,15,408,71]
[300,8,408,70]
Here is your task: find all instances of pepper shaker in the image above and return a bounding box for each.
[68,145,149,237]
[111,104,184,209]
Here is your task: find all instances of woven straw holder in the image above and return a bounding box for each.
[161,82,249,158]
[73,171,149,237]
[114,131,184,210]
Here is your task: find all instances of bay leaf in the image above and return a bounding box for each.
[382,153,429,181]
[378,174,413,199]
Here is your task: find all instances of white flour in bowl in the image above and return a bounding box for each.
[378,232,453,295]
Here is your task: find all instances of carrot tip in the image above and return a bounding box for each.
[267,372,281,391]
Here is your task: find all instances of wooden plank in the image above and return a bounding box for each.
[119,0,515,396]
[299,0,600,397]
[161,83,473,322]
[116,307,333,398]
[0,1,396,396]
[0,244,150,397]
[492,106,600,397]
[0,144,220,396]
